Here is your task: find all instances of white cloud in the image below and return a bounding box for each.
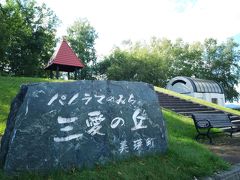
[36,0,240,56]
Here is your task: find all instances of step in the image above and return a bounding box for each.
[232,122,240,126]
[158,97,185,100]
[157,95,180,98]
[157,94,178,97]
[172,107,215,112]
[160,104,199,108]
[232,119,240,123]
[159,100,195,103]
[158,98,183,102]
[179,110,224,116]
[158,97,186,100]
[163,105,204,109]
[160,102,197,106]
[229,115,240,121]
[157,95,177,99]
[224,127,240,133]
[156,92,172,95]
[158,95,180,99]
[159,100,190,104]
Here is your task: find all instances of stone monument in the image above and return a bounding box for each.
[0,80,167,173]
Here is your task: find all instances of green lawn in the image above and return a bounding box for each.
[0,76,229,179]
[0,76,63,134]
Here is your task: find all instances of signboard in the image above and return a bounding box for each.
[0,80,167,173]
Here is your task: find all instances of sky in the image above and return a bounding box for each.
[36,0,240,57]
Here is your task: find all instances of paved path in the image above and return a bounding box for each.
[200,134,240,179]
[205,163,240,180]
[206,133,240,165]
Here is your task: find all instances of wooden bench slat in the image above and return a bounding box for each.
[191,113,234,143]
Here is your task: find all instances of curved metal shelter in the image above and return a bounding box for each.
[166,76,225,106]
[167,76,224,94]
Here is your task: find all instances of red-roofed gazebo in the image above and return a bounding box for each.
[45,38,84,79]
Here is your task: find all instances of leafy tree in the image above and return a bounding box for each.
[0,1,14,73]
[170,39,204,78]
[67,18,98,79]
[0,0,59,76]
[98,38,240,101]
[200,38,240,101]
[98,39,172,87]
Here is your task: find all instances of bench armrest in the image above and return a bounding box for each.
[196,119,211,128]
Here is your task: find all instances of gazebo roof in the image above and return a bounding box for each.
[45,38,84,72]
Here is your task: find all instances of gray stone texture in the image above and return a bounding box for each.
[0,80,167,173]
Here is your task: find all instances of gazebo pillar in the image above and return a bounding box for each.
[50,70,53,79]
[56,66,59,79]
[74,68,78,80]
[68,72,70,80]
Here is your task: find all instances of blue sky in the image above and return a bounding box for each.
[35,0,240,57]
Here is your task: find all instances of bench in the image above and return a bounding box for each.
[191,113,235,143]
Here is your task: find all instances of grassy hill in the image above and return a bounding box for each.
[0,76,229,179]
[0,76,64,134]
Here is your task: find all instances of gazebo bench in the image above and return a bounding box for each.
[191,113,235,143]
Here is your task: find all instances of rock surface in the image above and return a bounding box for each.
[0,80,167,173]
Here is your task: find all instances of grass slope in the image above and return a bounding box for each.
[0,76,229,179]
[0,76,63,134]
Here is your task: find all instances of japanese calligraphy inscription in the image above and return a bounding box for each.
[0,80,167,173]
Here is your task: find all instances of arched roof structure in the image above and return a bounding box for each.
[167,76,224,94]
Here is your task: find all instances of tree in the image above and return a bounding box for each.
[97,38,172,87]
[0,0,59,76]
[200,38,240,101]
[0,0,15,73]
[67,18,98,79]
[169,39,204,78]
[98,38,240,101]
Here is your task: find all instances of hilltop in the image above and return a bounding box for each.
[0,76,228,179]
